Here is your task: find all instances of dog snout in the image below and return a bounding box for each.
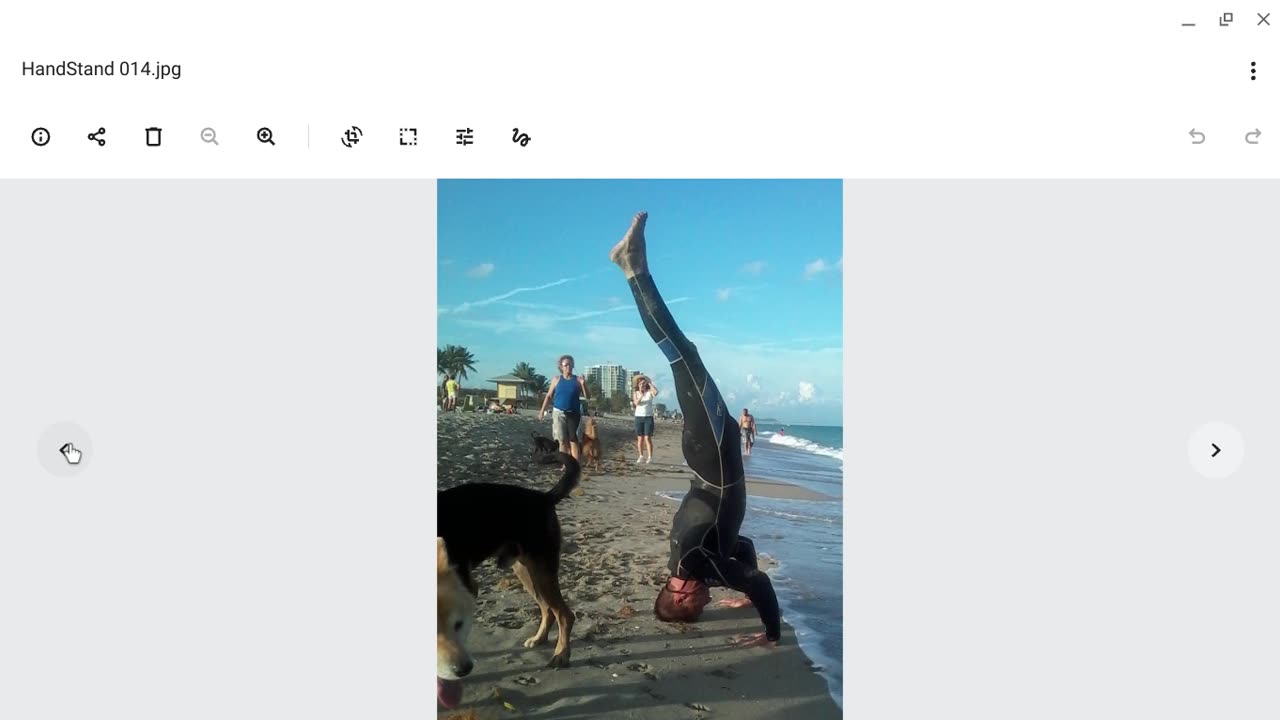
[456,659,474,677]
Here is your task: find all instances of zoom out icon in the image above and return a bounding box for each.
[341,126,363,148]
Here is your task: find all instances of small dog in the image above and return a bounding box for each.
[531,431,559,454]
[437,538,476,709]
[580,417,602,473]
[437,453,580,671]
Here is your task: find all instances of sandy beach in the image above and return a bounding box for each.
[437,410,841,720]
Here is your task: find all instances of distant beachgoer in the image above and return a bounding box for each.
[611,211,780,647]
[538,354,589,460]
[444,375,460,411]
[739,408,756,456]
[632,375,659,463]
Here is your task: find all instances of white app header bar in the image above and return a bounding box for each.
[0,1,1276,178]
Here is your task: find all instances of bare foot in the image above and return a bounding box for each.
[717,597,754,609]
[609,211,649,278]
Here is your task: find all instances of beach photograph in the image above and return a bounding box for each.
[436,180,843,719]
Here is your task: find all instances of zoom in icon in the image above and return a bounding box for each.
[257,127,275,145]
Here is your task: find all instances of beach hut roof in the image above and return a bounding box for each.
[488,374,527,384]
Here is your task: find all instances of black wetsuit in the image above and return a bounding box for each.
[627,271,782,641]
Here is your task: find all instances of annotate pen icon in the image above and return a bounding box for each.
[59,443,83,465]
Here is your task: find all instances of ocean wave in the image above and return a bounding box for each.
[757,431,844,463]
[746,505,840,525]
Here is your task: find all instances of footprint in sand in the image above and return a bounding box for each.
[514,676,538,686]
[627,662,651,673]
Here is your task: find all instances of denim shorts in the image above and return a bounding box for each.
[634,415,654,437]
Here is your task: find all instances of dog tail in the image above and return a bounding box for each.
[545,453,581,504]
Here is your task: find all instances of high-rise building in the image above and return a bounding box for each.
[586,363,628,398]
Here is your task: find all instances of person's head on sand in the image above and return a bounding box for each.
[741,407,750,418]
[654,576,710,622]
[558,354,575,378]
[634,374,651,393]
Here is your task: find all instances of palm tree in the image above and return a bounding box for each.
[438,345,477,382]
[511,362,538,400]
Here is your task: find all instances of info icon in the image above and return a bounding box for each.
[32,127,51,146]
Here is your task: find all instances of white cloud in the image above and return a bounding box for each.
[607,296,622,306]
[716,288,732,301]
[745,373,761,391]
[466,262,495,279]
[804,258,829,279]
[798,381,816,402]
[742,260,767,275]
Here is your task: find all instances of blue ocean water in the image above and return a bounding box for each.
[662,423,844,708]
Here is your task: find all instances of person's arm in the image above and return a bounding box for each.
[539,376,559,418]
[708,556,781,642]
[578,375,589,400]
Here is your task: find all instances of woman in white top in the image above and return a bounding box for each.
[632,374,659,463]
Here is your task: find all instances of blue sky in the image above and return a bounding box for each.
[437,180,843,425]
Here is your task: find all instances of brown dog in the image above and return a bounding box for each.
[580,417,602,473]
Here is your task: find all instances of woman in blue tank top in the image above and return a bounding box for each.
[538,354,589,459]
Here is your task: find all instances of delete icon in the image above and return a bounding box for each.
[146,127,162,147]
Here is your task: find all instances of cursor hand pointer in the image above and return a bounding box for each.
[59,443,82,465]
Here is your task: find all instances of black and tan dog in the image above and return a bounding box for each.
[437,453,580,669]
[531,431,559,454]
